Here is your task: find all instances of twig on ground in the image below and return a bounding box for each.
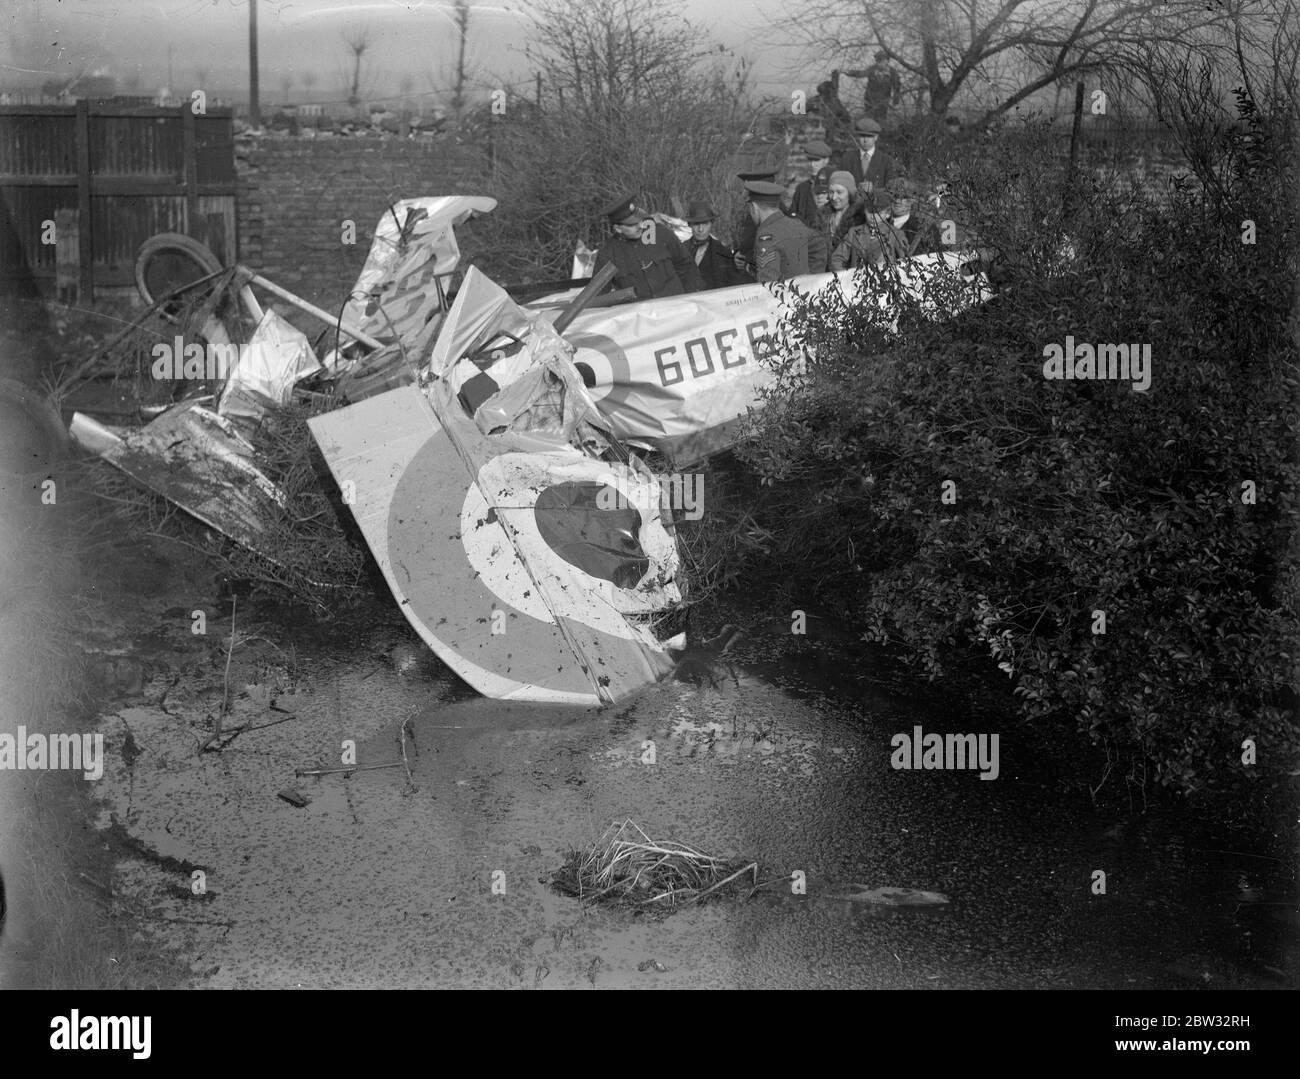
[293,762,403,777]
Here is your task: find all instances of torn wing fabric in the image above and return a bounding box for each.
[340,195,498,347]
[218,309,320,422]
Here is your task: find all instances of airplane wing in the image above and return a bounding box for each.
[309,267,679,705]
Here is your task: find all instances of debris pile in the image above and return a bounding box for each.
[550,820,759,911]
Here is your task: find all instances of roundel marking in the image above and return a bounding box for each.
[387,426,593,699]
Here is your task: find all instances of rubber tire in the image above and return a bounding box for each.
[0,378,68,476]
[133,232,224,311]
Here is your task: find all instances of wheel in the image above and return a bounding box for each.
[0,378,68,476]
[133,233,224,321]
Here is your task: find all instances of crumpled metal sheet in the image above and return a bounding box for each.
[74,402,286,553]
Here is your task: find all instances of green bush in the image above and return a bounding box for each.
[727,107,1299,795]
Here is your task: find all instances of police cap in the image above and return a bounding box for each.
[603,194,649,225]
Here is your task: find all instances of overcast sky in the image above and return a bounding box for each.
[2,0,821,103]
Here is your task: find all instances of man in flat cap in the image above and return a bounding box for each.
[594,194,703,301]
[788,139,833,232]
[747,180,815,283]
[684,202,748,291]
[833,115,903,208]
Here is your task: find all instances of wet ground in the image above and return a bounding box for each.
[6,525,1294,991]
[0,293,1295,989]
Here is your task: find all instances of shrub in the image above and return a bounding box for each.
[726,105,1299,796]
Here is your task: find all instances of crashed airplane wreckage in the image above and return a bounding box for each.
[68,196,992,705]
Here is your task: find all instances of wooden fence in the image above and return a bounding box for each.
[0,101,237,301]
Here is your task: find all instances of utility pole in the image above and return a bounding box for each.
[249,0,261,126]
[1064,80,1085,219]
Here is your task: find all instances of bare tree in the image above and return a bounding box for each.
[780,0,1231,126]
[481,0,758,277]
[423,1,479,120]
[342,26,373,110]
[523,0,714,116]
[450,0,471,119]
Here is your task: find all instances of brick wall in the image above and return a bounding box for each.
[235,134,488,322]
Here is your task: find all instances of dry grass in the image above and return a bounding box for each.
[551,820,759,912]
[667,456,775,612]
[203,399,369,614]
[62,398,370,617]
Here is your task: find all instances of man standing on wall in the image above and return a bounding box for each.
[841,50,903,122]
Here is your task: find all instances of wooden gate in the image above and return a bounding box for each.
[0,101,237,301]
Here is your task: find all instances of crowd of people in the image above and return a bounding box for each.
[594,70,962,302]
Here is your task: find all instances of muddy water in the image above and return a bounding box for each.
[71,569,1300,989]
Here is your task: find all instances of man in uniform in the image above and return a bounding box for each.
[684,202,748,290]
[732,167,779,276]
[833,116,903,209]
[747,180,815,283]
[594,193,703,301]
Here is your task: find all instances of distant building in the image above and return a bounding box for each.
[40,74,117,101]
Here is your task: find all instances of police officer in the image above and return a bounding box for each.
[747,180,815,282]
[594,193,703,301]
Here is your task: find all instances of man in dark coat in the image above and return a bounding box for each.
[594,194,703,301]
[879,179,934,256]
[684,202,749,290]
[788,139,833,231]
[833,115,904,208]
